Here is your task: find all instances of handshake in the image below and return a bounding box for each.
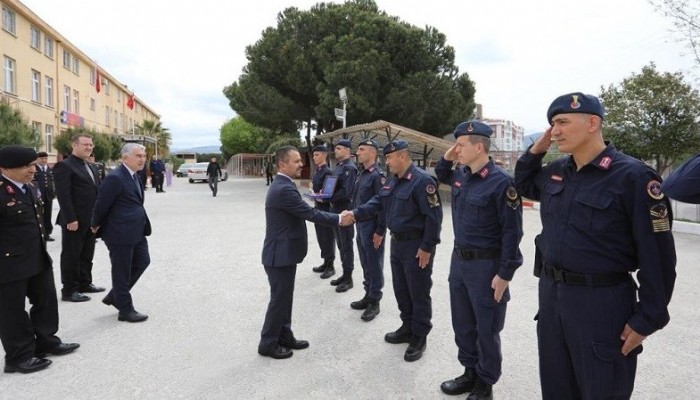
[339,210,356,226]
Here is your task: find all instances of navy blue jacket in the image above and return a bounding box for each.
[351,163,387,237]
[329,158,358,209]
[150,159,165,174]
[662,153,700,204]
[354,164,442,252]
[262,174,339,267]
[515,143,676,336]
[435,158,523,280]
[91,164,151,246]
[312,163,333,205]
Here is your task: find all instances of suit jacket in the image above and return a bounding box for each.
[0,177,51,284]
[53,154,101,227]
[33,164,55,200]
[262,174,338,267]
[91,164,151,246]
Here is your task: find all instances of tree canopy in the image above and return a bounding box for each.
[54,128,122,161]
[0,103,41,149]
[136,120,171,157]
[600,63,700,172]
[223,0,475,147]
[650,0,700,70]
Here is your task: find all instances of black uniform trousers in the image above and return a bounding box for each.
[41,195,54,237]
[152,173,164,192]
[260,265,296,348]
[60,226,96,296]
[0,268,61,365]
[390,238,433,337]
[331,202,354,273]
[103,238,150,314]
[314,202,335,262]
[537,273,640,400]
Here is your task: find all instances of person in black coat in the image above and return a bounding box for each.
[92,144,152,323]
[149,156,166,193]
[33,151,56,241]
[206,157,222,197]
[53,134,105,302]
[258,146,351,359]
[0,146,79,374]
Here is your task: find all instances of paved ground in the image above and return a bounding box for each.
[3,177,698,399]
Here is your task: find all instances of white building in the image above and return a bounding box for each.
[483,118,524,151]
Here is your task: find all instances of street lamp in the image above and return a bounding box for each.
[336,87,348,129]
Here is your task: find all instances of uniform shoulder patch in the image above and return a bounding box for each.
[506,186,520,209]
[646,180,664,200]
[426,184,436,194]
[426,183,440,208]
[649,203,670,232]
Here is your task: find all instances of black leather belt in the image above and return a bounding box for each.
[454,247,501,261]
[391,231,422,241]
[542,264,630,287]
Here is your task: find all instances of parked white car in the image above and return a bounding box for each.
[187,162,228,183]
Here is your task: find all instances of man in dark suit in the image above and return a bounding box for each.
[33,151,56,241]
[0,146,79,374]
[91,143,152,323]
[53,134,105,302]
[259,146,351,359]
[149,156,166,193]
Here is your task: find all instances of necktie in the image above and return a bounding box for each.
[84,162,96,183]
[133,174,142,197]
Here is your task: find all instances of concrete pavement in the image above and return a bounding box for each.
[2,177,698,399]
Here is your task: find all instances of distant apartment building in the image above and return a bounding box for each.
[482,118,524,152]
[1,0,159,161]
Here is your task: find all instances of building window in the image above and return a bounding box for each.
[1,6,15,35]
[30,26,41,50]
[45,76,53,107]
[90,67,96,85]
[114,110,118,130]
[90,98,95,111]
[63,50,71,69]
[71,57,79,75]
[31,70,41,103]
[104,80,110,95]
[117,90,121,102]
[63,85,71,112]
[3,56,15,94]
[105,106,110,126]
[44,37,54,58]
[45,125,53,153]
[72,90,79,114]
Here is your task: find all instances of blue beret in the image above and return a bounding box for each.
[547,92,604,123]
[312,144,328,152]
[358,139,378,149]
[453,120,493,138]
[383,140,409,156]
[336,139,352,149]
[0,145,38,168]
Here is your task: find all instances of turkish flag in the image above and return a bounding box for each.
[95,68,101,93]
[127,94,135,110]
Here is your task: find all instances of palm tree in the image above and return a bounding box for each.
[136,120,171,156]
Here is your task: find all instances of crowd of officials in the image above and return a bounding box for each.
[1,91,699,399]
[258,92,698,400]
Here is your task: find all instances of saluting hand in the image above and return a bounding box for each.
[620,324,646,356]
[491,275,509,303]
[529,127,553,155]
[416,249,431,269]
[444,144,459,162]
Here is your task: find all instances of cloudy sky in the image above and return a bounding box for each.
[20,0,697,149]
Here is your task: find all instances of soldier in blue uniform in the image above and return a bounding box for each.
[349,139,386,321]
[0,146,80,374]
[310,144,337,278]
[328,139,358,292]
[662,153,700,203]
[515,92,677,399]
[33,151,56,241]
[348,140,442,362]
[435,121,523,400]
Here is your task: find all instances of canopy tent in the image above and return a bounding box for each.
[314,120,453,168]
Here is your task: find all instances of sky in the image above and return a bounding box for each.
[19,0,698,149]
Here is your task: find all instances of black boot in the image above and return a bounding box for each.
[350,294,369,310]
[320,263,335,279]
[335,275,353,293]
[330,273,345,286]
[313,259,328,273]
[440,367,476,395]
[384,322,412,344]
[361,298,380,321]
[404,335,427,362]
[466,378,493,400]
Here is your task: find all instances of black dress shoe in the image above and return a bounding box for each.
[102,295,117,308]
[4,357,52,374]
[335,277,353,293]
[279,337,309,350]
[466,378,493,400]
[61,292,90,302]
[36,343,80,358]
[404,336,427,362]
[441,367,477,395]
[79,284,106,293]
[118,311,148,323]
[385,324,412,344]
[258,344,293,359]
